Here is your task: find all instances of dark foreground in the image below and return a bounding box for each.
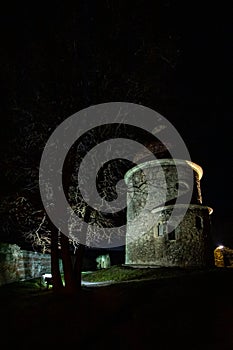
[1,268,233,349]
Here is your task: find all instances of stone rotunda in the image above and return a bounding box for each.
[124,159,213,268]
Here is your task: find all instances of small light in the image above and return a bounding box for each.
[218,245,224,249]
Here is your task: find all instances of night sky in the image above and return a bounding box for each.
[0,2,232,247]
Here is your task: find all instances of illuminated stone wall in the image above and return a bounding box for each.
[214,246,233,267]
[125,205,213,267]
[0,242,52,286]
[125,159,213,267]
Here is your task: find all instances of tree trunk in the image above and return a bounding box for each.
[60,150,87,293]
[60,232,79,294]
[73,244,85,290]
[49,220,63,292]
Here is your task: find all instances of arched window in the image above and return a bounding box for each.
[167,224,176,240]
[157,222,164,237]
[195,216,203,230]
[156,222,176,239]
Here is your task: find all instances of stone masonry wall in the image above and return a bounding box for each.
[125,159,213,268]
[125,159,202,219]
[214,246,233,267]
[126,205,213,267]
[0,242,52,286]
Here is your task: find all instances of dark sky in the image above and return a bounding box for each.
[0,1,232,247]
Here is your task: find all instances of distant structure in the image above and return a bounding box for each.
[214,246,233,267]
[96,254,111,269]
[124,159,213,268]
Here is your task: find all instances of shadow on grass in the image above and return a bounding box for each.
[0,268,233,349]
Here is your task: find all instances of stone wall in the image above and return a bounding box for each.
[0,242,52,286]
[125,159,203,218]
[214,246,233,267]
[124,159,213,268]
[126,204,214,267]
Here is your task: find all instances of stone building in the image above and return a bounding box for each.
[124,159,213,268]
[0,242,54,286]
[214,246,233,267]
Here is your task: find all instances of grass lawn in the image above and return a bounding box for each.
[1,266,233,349]
[81,264,212,282]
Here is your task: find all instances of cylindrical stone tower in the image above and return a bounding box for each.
[124,159,213,268]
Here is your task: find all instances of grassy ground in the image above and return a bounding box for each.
[81,264,211,282]
[1,266,233,349]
